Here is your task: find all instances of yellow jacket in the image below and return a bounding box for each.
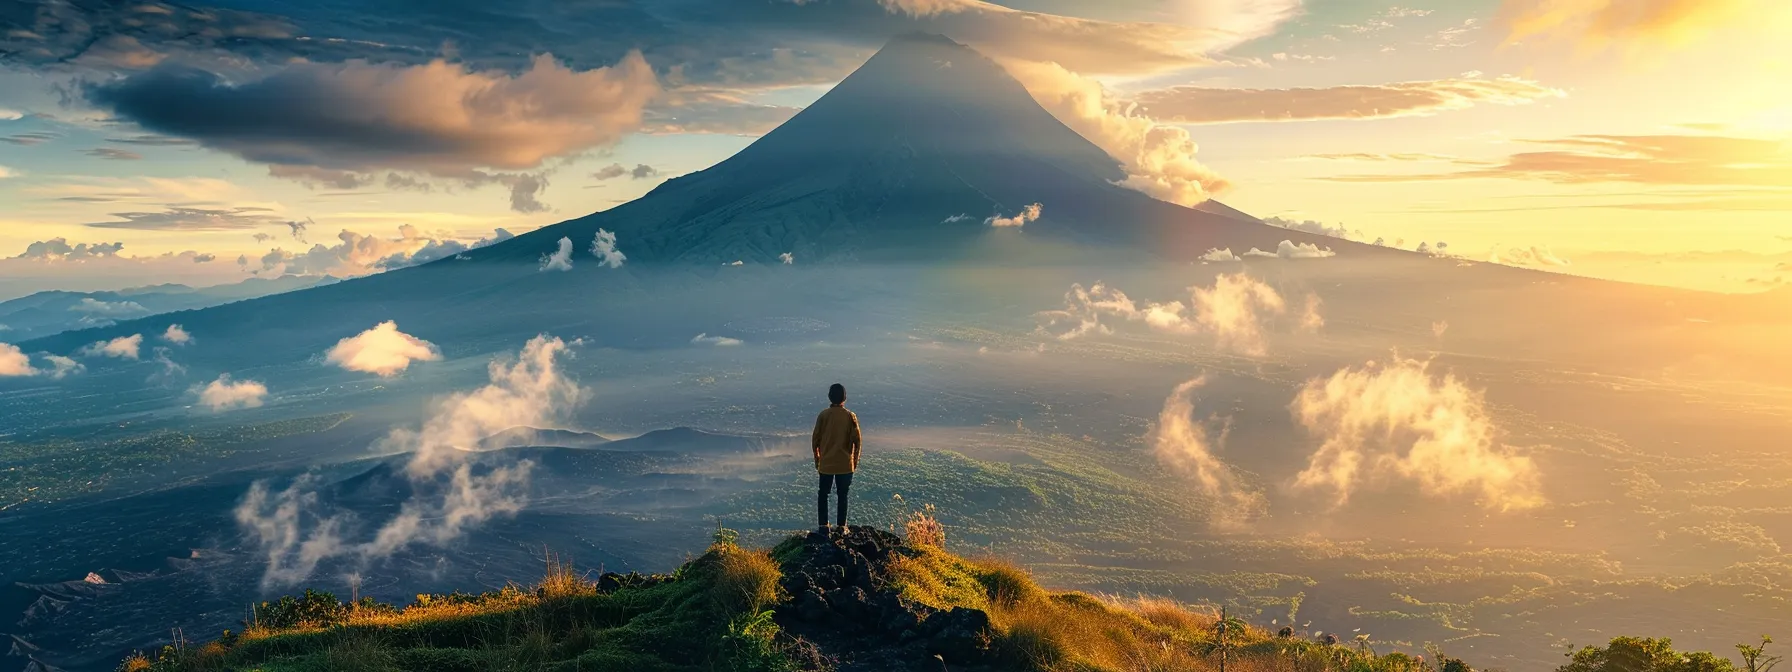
[812,404,861,474]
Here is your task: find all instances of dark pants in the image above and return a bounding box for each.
[818,473,853,527]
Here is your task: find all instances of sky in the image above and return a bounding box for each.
[1,0,1789,297]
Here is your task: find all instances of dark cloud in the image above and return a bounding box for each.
[592,163,661,181]
[83,147,144,160]
[16,239,125,260]
[1,131,58,145]
[107,134,198,146]
[84,206,292,231]
[269,165,374,189]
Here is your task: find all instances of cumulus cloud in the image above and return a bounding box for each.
[540,237,574,272]
[1243,240,1338,259]
[0,343,33,377]
[1035,274,1307,356]
[82,333,143,360]
[1133,77,1564,124]
[1004,59,1229,206]
[691,333,744,346]
[1152,376,1264,525]
[589,229,626,268]
[780,252,795,265]
[1490,245,1571,267]
[326,321,442,377]
[1291,356,1544,511]
[258,225,513,277]
[1200,248,1242,262]
[198,374,269,410]
[1264,216,1356,240]
[16,238,125,260]
[986,202,1042,227]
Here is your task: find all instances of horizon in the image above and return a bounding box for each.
[2,1,1789,297]
[1,3,1789,672]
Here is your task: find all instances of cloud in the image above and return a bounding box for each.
[150,346,187,381]
[83,147,143,160]
[0,343,34,377]
[589,229,626,268]
[16,238,125,260]
[0,132,57,146]
[1490,246,1571,267]
[258,225,512,276]
[326,321,442,377]
[82,333,143,360]
[198,374,269,410]
[941,213,972,224]
[1499,0,1785,49]
[86,53,659,184]
[1152,375,1264,525]
[986,202,1042,227]
[779,252,795,265]
[84,206,292,232]
[1291,356,1544,511]
[1200,248,1242,262]
[540,237,574,272]
[1004,59,1228,206]
[1244,240,1338,259]
[1189,273,1290,356]
[233,476,344,589]
[1133,77,1563,124]
[71,297,150,316]
[238,335,582,586]
[1320,133,1792,187]
[43,354,84,379]
[1035,274,1305,356]
[1299,294,1325,332]
[1264,216,1356,240]
[591,163,661,181]
[691,333,744,346]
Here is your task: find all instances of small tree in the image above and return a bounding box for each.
[1738,636,1782,672]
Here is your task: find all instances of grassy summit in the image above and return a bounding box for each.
[117,520,1776,672]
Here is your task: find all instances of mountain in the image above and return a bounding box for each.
[471,32,1348,265]
[0,275,335,340]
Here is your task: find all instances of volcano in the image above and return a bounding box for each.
[471,32,1347,265]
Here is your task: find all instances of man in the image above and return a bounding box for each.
[812,383,861,534]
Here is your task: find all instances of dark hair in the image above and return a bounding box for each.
[828,383,846,404]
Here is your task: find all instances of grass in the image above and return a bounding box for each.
[118,529,1774,672]
[117,540,798,672]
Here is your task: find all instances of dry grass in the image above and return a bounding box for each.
[905,505,947,548]
[713,545,783,614]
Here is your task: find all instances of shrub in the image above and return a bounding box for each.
[713,546,783,615]
[253,589,350,630]
[904,504,946,548]
[1559,637,1738,672]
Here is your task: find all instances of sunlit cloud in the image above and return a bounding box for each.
[1133,77,1563,124]
[1291,356,1544,511]
[0,343,34,377]
[198,374,269,411]
[82,333,143,360]
[1035,274,1308,356]
[1499,0,1789,50]
[1319,133,1792,187]
[326,321,442,377]
[986,203,1042,227]
[1152,375,1264,526]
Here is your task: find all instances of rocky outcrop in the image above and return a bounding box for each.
[775,526,995,672]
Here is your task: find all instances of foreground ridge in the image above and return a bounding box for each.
[117,526,1776,672]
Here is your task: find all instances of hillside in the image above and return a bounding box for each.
[113,523,1769,672]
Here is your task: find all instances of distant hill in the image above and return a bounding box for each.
[0,275,335,340]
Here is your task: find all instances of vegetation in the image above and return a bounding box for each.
[118,526,1778,672]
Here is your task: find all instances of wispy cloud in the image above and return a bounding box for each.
[1133,77,1563,125]
[1320,133,1792,187]
[1035,274,1312,356]
[1152,375,1264,526]
[691,333,744,346]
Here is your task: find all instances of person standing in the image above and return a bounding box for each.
[812,383,861,535]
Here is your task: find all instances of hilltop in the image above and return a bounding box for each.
[113,522,1769,672]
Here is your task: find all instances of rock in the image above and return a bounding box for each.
[797,588,832,622]
[926,608,991,663]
